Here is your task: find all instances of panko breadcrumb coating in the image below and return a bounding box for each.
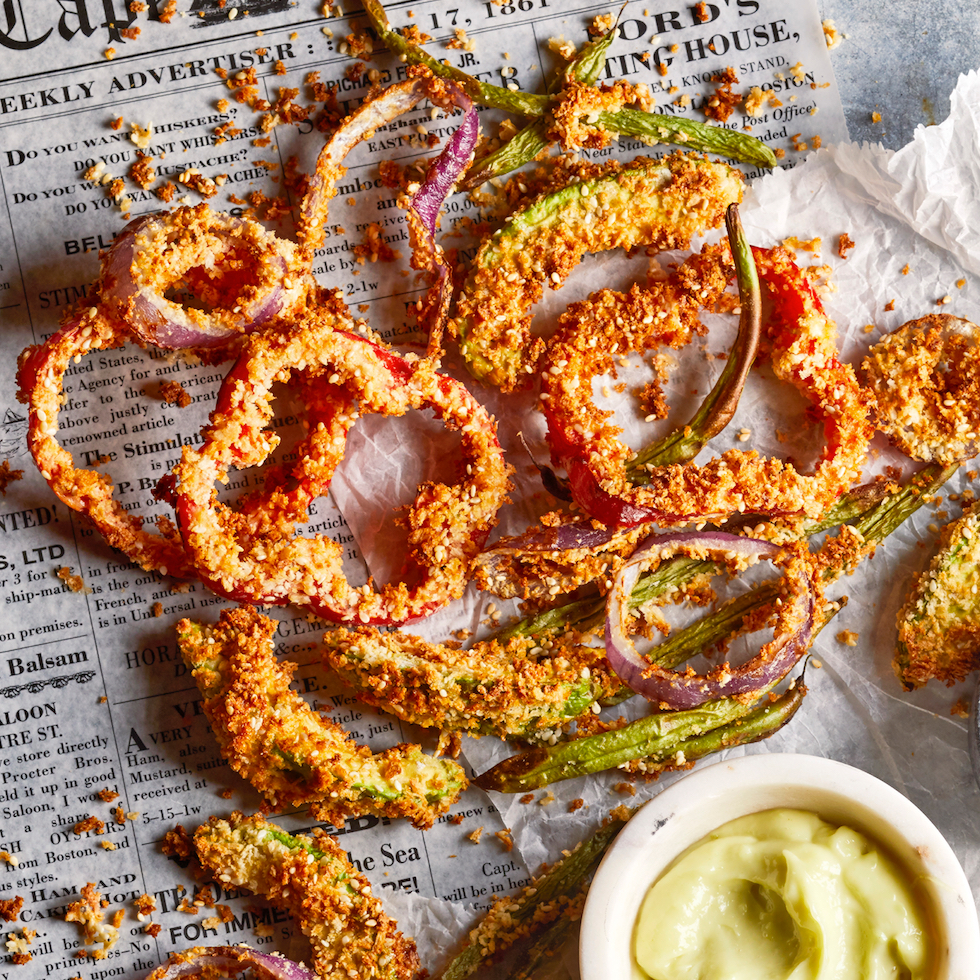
[862,314,980,464]
[451,152,743,391]
[177,605,466,828]
[193,813,422,980]
[895,503,980,689]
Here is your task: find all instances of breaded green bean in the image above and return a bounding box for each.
[178,606,465,829]
[193,812,422,980]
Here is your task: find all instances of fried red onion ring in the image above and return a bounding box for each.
[473,520,646,600]
[17,310,356,578]
[173,303,511,625]
[146,946,317,980]
[544,245,875,527]
[100,204,312,350]
[16,310,194,576]
[297,75,478,355]
[605,532,815,709]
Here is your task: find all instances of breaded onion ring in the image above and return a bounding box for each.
[17,311,355,578]
[173,302,511,625]
[100,204,312,350]
[606,532,816,709]
[862,314,980,463]
[297,73,478,356]
[545,246,874,527]
[16,310,193,576]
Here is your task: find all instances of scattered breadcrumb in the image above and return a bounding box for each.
[782,236,821,254]
[73,816,105,835]
[519,793,535,804]
[104,48,116,60]
[0,459,23,496]
[547,35,577,61]
[538,791,555,805]
[884,299,896,311]
[65,884,120,959]
[467,827,484,844]
[568,798,585,813]
[151,602,164,618]
[872,111,882,123]
[447,28,475,52]
[134,895,156,921]
[613,782,637,796]
[495,829,514,851]
[113,806,126,825]
[57,567,91,594]
[96,788,119,803]
[99,841,116,851]
[822,19,843,48]
[836,630,859,647]
[838,233,855,258]
[0,897,24,922]
[951,697,970,718]
[158,380,192,407]
[590,12,616,34]
[744,86,782,118]
[704,67,741,122]
[5,928,34,964]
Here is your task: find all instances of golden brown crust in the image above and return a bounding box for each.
[862,314,980,463]
[193,813,423,980]
[178,606,466,828]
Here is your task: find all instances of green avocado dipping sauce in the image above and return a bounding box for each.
[633,808,935,980]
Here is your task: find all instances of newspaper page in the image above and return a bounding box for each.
[0,1,949,978]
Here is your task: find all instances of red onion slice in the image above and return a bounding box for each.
[100,207,306,350]
[146,946,317,980]
[605,531,815,709]
[297,77,477,355]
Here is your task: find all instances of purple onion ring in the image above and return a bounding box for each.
[297,77,478,355]
[605,531,815,709]
[100,206,304,349]
[145,945,317,980]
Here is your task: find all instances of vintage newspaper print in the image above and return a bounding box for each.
[0,2,848,979]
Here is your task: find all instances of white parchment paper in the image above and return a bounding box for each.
[331,70,980,974]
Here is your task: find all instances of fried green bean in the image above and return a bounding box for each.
[626,202,761,475]
[363,0,777,172]
[461,23,616,190]
[439,809,632,980]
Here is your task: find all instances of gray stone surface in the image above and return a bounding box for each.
[820,0,980,149]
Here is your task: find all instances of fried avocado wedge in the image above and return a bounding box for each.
[192,813,422,980]
[319,627,622,740]
[450,153,743,390]
[177,606,465,829]
[895,501,980,690]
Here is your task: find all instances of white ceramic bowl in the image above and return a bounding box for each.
[580,753,979,980]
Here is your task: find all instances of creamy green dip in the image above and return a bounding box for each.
[633,808,933,980]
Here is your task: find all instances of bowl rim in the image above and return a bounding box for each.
[579,752,979,980]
